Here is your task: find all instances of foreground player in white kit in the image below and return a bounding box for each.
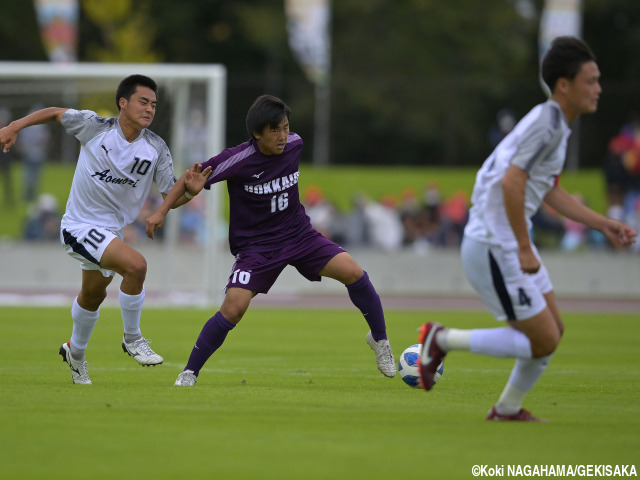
[418,37,636,421]
[0,75,209,384]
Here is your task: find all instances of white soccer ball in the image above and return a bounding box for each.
[397,344,444,389]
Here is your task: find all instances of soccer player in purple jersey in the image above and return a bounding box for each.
[146,94,396,386]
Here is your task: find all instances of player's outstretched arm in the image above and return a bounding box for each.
[544,184,637,248]
[146,176,187,239]
[145,163,212,239]
[0,107,67,153]
[166,162,213,210]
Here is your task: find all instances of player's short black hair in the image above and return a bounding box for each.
[246,95,292,139]
[115,74,158,111]
[541,36,597,93]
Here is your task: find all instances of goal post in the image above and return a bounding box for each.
[0,61,228,305]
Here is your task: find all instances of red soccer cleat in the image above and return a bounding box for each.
[417,322,447,391]
[486,406,548,423]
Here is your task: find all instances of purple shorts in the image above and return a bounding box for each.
[226,229,345,294]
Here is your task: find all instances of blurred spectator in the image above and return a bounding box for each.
[417,181,443,247]
[124,194,164,243]
[335,192,369,248]
[606,197,625,224]
[423,181,442,217]
[487,108,517,149]
[531,203,564,249]
[398,187,422,246]
[437,190,469,247]
[363,194,404,252]
[628,197,640,253]
[23,193,61,241]
[391,181,445,253]
[302,184,337,240]
[560,193,588,252]
[0,107,14,208]
[603,142,626,219]
[607,118,640,226]
[399,187,420,215]
[179,193,207,245]
[16,104,52,202]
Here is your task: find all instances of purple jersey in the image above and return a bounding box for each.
[201,132,312,255]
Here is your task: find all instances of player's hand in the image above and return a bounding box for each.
[145,212,166,240]
[184,163,212,197]
[518,245,540,274]
[189,162,212,175]
[601,219,637,247]
[0,125,18,153]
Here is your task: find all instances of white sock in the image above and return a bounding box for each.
[438,328,471,351]
[469,327,532,358]
[70,297,99,361]
[495,354,553,415]
[120,288,144,343]
[495,381,528,415]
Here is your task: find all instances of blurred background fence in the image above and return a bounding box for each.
[1,242,638,307]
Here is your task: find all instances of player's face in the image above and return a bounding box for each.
[254,116,289,156]
[119,86,157,130]
[565,61,601,118]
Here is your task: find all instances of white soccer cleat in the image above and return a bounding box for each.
[174,370,197,387]
[122,337,163,366]
[59,342,92,385]
[366,331,396,377]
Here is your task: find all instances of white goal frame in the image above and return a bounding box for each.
[0,61,227,305]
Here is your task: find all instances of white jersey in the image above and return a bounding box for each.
[464,100,571,250]
[60,109,176,231]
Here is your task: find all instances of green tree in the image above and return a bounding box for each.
[2,0,640,167]
[331,0,538,165]
[147,1,306,146]
[0,1,47,61]
[580,0,640,167]
[80,0,161,63]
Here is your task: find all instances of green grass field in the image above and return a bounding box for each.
[1,306,638,479]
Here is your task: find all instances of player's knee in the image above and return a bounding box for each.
[532,344,556,358]
[531,331,561,357]
[220,305,245,324]
[344,270,364,285]
[322,252,363,285]
[220,310,244,325]
[79,289,107,310]
[342,262,365,285]
[124,257,147,284]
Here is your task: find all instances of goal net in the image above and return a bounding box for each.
[0,61,229,306]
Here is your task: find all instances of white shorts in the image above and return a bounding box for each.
[60,222,122,278]
[461,236,552,321]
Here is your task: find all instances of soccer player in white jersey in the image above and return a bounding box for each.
[0,75,210,384]
[418,37,636,421]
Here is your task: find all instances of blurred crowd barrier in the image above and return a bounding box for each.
[1,240,638,306]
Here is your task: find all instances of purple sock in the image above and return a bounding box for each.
[184,311,235,376]
[346,270,387,341]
